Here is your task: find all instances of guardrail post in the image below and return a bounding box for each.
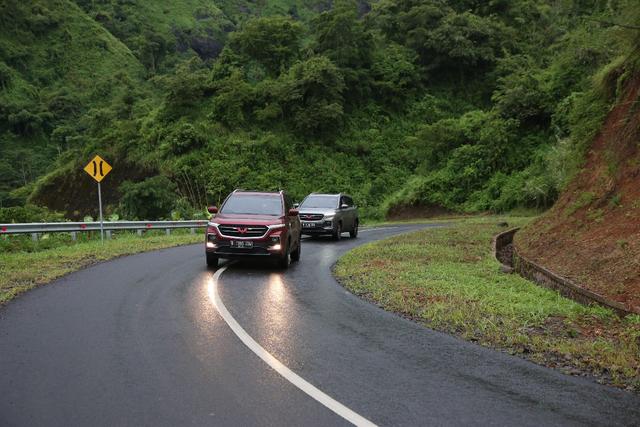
[71,232,77,241]
[165,229,171,236]
[31,233,38,242]
[106,230,112,239]
[137,229,143,237]
[190,228,195,235]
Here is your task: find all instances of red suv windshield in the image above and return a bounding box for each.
[220,194,283,216]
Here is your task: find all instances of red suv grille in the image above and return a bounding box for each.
[218,224,268,238]
[300,213,323,221]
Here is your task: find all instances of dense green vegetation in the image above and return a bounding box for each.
[1,0,638,221]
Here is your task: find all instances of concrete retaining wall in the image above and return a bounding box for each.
[493,228,636,317]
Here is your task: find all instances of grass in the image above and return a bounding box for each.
[361,214,474,227]
[0,230,201,304]
[334,216,640,391]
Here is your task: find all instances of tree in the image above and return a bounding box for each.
[492,55,552,123]
[369,0,511,75]
[155,57,211,111]
[0,61,12,90]
[229,16,303,76]
[371,44,420,106]
[210,68,254,126]
[133,30,171,74]
[8,109,43,136]
[312,0,373,102]
[281,56,346,136]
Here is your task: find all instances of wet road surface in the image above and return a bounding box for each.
[1,224,639,426]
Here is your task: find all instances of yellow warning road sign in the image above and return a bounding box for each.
[83,155,112,183]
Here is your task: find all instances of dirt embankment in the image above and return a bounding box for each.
[29,158,153,220]
[516,73,640,313]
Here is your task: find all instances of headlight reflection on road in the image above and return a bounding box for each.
[260,273,293,352]
[266,273,286,303]
[206,268,294,366]
[206,269,292,348]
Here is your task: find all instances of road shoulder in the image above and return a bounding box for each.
[334,217,640,392]
[0,232,201,304]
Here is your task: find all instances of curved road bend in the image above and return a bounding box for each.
[1,224,639,426]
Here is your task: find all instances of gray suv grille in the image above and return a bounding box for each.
[300,213,324,221]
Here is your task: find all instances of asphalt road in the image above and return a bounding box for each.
[1,224,639,426]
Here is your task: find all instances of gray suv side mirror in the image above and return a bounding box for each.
[340,203,349,209]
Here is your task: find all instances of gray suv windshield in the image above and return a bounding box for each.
[300,195,338,209]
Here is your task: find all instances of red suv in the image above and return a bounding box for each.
[205,190,301,269]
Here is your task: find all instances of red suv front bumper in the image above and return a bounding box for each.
[205,223,286,258]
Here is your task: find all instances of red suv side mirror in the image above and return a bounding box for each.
[288,208,299,216]
[207,206,218,214]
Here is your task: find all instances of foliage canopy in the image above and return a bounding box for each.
[1,0,638,220]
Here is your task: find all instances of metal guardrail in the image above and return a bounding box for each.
[0,220,208,241]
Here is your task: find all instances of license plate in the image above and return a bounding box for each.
[231,240,253,248]
[303,222,316,228]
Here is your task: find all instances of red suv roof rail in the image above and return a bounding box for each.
[232,189,285,195]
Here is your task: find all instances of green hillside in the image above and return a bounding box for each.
[0,0,145,205]
[1,0,638,220]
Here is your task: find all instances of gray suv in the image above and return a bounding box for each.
[298,193,358,240]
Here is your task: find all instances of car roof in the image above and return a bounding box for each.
[232,189,283,196]
[306,193,350,197]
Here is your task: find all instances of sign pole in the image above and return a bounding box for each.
[83,155,112,244]
[98,182,104,244]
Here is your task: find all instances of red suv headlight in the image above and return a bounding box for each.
[269,234,281,244]
[268,224,286,232]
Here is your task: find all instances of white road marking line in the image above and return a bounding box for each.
[207,265,377,427]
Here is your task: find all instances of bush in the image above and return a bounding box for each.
[0,205,65,223]
[119,176,177,220]
[170,197,207,220]
[160,121,205,156]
